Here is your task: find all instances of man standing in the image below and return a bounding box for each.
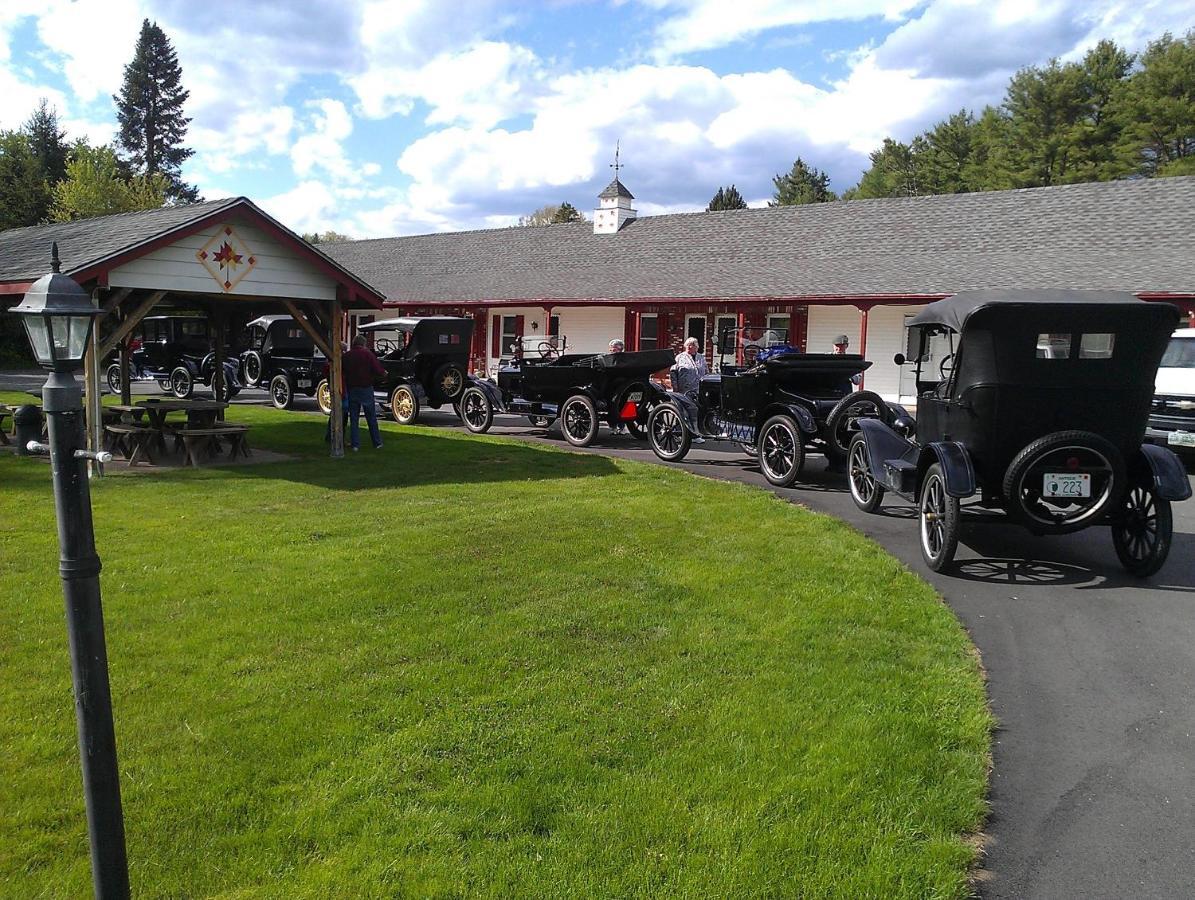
[343,334,386,450]
[674,337,708,443]
[608,338,627,434]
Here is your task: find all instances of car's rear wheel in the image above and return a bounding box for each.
[757,415,805,487]
[391,385,419,425]
[432,362,466,401]
[459,386,493,433]
[242,351,263,386]
[528,415,553,428]
[1003,430,1125,534]
[170,366,193,399]
[648,403,691,461]
[737,441,756,457]
[560,394,599,446]
[105,363,122,394]
[920,462,960,571]
[316,379,333,416]
[157,378,173,393]
[1112,481,1172,577]
[848,433,884,513]
[269,374,294,410]
[825,390,893,461]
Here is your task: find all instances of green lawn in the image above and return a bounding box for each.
[0,394,991,898]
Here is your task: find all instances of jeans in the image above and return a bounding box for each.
[347,386,382,449]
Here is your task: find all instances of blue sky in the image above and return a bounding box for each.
[0,1,1188,237]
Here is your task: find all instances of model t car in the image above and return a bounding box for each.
[847,290,1191,575]
[459,347,675,445]
[646,326,905,487]
[105,314,241,400]
[239,315,329,410]
[352,317,473,423]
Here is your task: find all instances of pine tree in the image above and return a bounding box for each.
[24,99,70,188]
[114,19,198,203]
[850,139,923,199]
[770,158,837,206]
[1113,30,1195,177]
[0,130,50,229]
[551,202,585,223]
[707,184,748,210]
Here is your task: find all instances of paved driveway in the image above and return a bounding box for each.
[6,372,1192,898]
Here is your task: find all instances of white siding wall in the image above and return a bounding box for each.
[806,305,862,355]
[109,219,338,300]
[864,304,927,402]
[556,306,625,355]
[487,306,545,371]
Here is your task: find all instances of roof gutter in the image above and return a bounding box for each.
[381,293,949,309]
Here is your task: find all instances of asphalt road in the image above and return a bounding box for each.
[7,375,1194,898]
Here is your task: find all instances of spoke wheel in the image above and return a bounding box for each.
[1112,482,1172,577]
[433,363,466,401]
[528,415,553,428]
[269,374,294,410]
[848,434,884,513]
[647,404,691,461]
[919,463,960,571]
[106,364,122,394]
[242,351,263,386]
[391,385,419,425]
[825,390,893,461]
[170,366,193,399]
[157,379,173,392]
[316,379,333,416]
[560,394,598,446]
[459,387,493,433]
[757,415,805,487]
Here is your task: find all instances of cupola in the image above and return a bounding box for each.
[593,144,637,234]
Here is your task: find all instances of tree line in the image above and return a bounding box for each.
[703,29,1194,209]
[0,19,196,232]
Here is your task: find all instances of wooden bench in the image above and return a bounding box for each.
[0,407,9,446]
[174,425,251,467]
[104,424,157,466]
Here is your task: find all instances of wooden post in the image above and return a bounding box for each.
[119,336,132,405]
[858,305,870,391]
[83,290,104,468]
[330,300,344,458]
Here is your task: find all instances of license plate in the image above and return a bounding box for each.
[297,379,312,388]
[628,391,643,402]
[1168,431,1195,448]
[1043,473,1090,498]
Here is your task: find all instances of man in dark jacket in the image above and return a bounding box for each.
[344,335,386,450]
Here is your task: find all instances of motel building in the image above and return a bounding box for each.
[326,175,1195,405]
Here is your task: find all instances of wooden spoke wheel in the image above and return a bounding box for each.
[919,463,960,571]
[757,415,804,487]
[391,385,420,425]
[848,433,884,513]
[647,403,691,461]
[1112,482,1173,577]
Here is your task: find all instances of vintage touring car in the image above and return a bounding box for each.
[847,290,1191,575]
[458,348,675,445]
[105,314,241,400]
[239,315,328,410]
[646,326,906,487]
[356,317,473,423]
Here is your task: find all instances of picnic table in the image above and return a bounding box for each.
[135,398,228,429]
[0,404,9,445]
[102,399,250,467]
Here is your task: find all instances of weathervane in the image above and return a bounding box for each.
[610,140,623,179]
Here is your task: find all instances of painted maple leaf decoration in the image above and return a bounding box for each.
[212,241,243,271]
[196,224,257,291]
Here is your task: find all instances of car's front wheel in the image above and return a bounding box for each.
[391,385,420,425]
[316,379,333,416]
[560,394,599,446]
[919,462,960,571]
[459,386,493,433]
[270,374,294,410]
[105,363,123,394]
[647,403,691,461]
[170,366,194,399]
[1111,480,1173,577]
[848,433,884,513]
[757,415,805,487]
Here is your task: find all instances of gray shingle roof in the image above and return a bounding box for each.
[0,198,240,282]
[598,178,635,200]
[323,177,1195,304]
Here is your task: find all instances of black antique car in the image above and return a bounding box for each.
[105,315,241,400]
[240,315,328,410]
[647,326,904,487]
[847,290,1191,575]
[357,317,473,423]
[459,348,675,445]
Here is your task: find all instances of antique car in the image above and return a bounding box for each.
[240,315,328,410]
[458,347,676,445]
[847,290,1191,575]
[646,326,905,487]
[357,317,473,423]
[1146,327,1195,453]
[105,315,241,400]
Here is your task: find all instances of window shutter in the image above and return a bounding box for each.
[514,315,525,338]
[492,315,501,356]
[656,312,669,350]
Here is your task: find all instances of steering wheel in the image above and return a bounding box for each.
[938,353,956,380]
[537,341,559,360]
[374,338,399,355]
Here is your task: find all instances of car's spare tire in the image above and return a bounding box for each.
[431,362,466,402]
[1002,430,1126,534]
[825,390,893,461]
[241,350,263,386]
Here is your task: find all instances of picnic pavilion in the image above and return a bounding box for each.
[0,198,384,457]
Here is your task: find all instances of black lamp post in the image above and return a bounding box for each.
[10,244,129,899]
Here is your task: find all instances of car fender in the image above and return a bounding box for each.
[466,374,504,408]
[919,441,976,498]
[855,417,913,480]
[1136,443,1193,501]
[759,401,816,435]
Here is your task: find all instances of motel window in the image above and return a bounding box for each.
[686,315,706,350]
[766,314,790,345]
[639,314,659,350]
[501,316,520,356]
[549,315,560,337]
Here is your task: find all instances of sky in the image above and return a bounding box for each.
[0,1,1188,238]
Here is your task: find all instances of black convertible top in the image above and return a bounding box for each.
[910,289,1147,333]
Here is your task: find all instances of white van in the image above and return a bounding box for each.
[1148,327,1195,450]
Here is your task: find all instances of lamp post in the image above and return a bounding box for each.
[10,244,129,899]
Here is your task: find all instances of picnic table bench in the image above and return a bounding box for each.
[0,405,9,446]
[104,424,157,466]
[174,424,252,467]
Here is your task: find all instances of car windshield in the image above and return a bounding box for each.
[1160,337,1195,368]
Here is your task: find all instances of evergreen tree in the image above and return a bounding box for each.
[24,99,70,188]
[707,184,748,210]
[1113,31,1195,177]
[51,142,167,221]
[0,130,51,229]
[1072,40,1135,180]
[114,19,198,202]
[551,202,585,223]
[851,139,923,199]
[770,158,837,205]
[921,112,977,193]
